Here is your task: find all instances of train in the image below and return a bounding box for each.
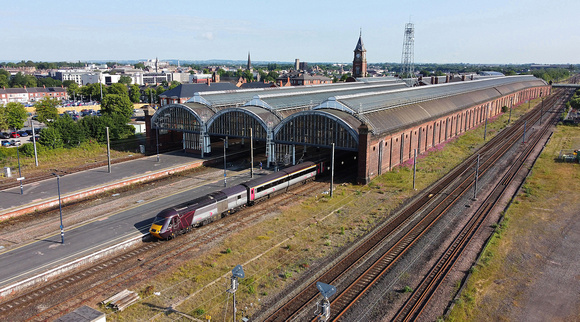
[149,161,324,240]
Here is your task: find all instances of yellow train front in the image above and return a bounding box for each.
[149,208,180,239]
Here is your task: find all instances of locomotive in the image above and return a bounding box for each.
[149,161,321,240]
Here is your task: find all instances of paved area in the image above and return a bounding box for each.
[0,151,258,291]
[0,151,205,215]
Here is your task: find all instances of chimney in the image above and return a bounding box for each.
[445,75,450,83]
[43,85,46,88]
[207,78,210,86]
[461,75,466,81]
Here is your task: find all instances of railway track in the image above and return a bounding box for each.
[0,171,344,321]
[392,90,566,321]
[261,90,566,321]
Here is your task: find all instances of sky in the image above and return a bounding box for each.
[2,0,579,64]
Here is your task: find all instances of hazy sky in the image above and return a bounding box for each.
[2,0,579,64]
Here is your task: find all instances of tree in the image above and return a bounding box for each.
[106,83,128,96]
[0,74,8,88]
[62,80,76,88]
[155,86,166,104]
[169,81,180,90]
[5,102,27,130]
[0,104,7,131]
[24,74,37,88]
[129,84,141,103]
[34,97,60,124]
[134,62,145,70]
[39,127,63,149]
[80,83,102,101]
[118,75,132,85]
[10,72,27,88]
[51,115,85,147]
[101,94,133,122]
[67,82,80,98]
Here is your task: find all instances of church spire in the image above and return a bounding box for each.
[354,29,366,52]
[247,52,252,70]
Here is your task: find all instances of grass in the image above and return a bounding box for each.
[0,139,143,185]
[106,99,541,321]
[446,124,580,321]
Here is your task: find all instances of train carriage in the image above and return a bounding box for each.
[150,161,318,240]
[243,162,316,202]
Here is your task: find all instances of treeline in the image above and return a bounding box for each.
[1,87,138,157]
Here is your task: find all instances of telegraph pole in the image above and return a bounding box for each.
[250,128,254,178]
[106,127,111,173]
[330,143,335,197]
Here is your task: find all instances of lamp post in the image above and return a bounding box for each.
[227,265,244,322]
[221,137,228,187]
[156,126,160,162]
[16,144,23,195]
[30,119,38,166]
[540,91,544,125]
[508,97,513,124]
[250,128,253,178]
[52,173,65,244]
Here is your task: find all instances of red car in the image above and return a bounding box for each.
[10,132,20,138]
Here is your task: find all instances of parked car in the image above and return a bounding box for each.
[18,130,28,137]
[30,135,40,142]
[1,140,10,147]
[10,140,21,147]
[10,132,20,138]
[0,132,9,139]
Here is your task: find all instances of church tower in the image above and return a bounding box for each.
[353,31,367,78]
[247,52,252,71]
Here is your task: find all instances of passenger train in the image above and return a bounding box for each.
[149,161,324,240]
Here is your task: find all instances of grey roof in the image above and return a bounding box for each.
[335,75,546,135]
[160,83,238,99]
[186,78,407,108]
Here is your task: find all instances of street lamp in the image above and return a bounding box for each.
[508,97,513,124]
[221,137,228,187]
[51,173,65,244]
[540,91,544,125]
[16,144,23,195]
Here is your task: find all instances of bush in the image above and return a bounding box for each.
[18,143,45,157]
[501,106,508,113]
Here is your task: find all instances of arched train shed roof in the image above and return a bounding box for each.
[328,75,546,135]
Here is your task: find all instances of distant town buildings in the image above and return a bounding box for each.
[0,86,67,104]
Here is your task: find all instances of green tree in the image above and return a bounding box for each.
[134,62,145,70]
[24,74,37,87]
[5,102,28,130]
[79,114,134,142]
[0,104,7,130]
[34,97,60,124]
[39,127,63,149]
[67,82,80,98]
[155,86,166,104]
[129,84,141,103]
[169,81,180,90]
[62,80,76,88]
[101,94,133,121]
[0,74,8,88]
[80,83,102,101]
[10,72,27,88]
[106,83,128,96]
[51,115,85,147]
[118,75,132,85]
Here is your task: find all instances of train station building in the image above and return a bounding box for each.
[146,74,549,184]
